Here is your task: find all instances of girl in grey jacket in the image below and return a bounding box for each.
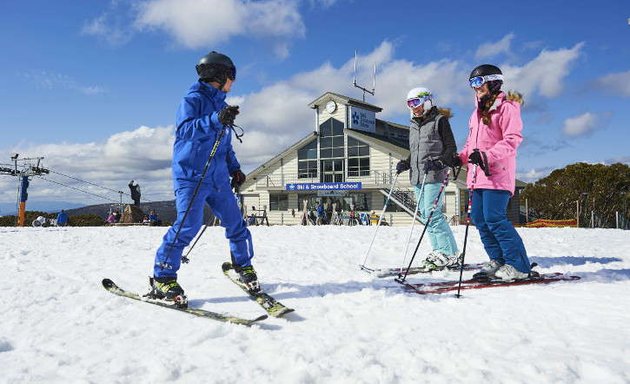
[396,87,460,271]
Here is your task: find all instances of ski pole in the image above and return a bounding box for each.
[398,171,428,274]
[360,172,399,271]
[395,169,451,284]
[162,128,226,268]
[456,164,478,297]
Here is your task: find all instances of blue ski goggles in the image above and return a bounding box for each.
[469,74,504,88]
[407,94,431,108]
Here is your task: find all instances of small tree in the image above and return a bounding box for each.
[522,162,630,228]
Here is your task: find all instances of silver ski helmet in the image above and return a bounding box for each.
[406,87,433,111]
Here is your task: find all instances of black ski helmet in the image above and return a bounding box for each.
[195,51,236,83]
[469,64,502,79]
[470,64,503,93]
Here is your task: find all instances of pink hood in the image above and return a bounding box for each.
[458,92,523,195]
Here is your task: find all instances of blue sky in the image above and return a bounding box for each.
[0,0,629,210]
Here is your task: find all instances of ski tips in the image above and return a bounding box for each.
[102,278,115,289]
[221,262,233,272]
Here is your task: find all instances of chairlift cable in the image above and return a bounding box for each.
[47,169,129,196]
[39,176,119,203]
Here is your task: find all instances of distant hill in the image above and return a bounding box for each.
[0,201,84,216]
[65,200,216,224]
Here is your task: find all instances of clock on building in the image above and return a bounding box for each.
[325,100,337,113]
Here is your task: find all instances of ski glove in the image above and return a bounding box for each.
[450,153,463,167]
[423,158,446,173]
[218,105,240,127]
[468,149,491,176]
[231,169,246,189]
[396,159,411,175]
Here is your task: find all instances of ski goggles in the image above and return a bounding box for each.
[469,74,503,88]
[407,93,431,108]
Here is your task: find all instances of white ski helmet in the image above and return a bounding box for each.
[406,87,433,111]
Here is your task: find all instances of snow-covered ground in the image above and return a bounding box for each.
[1,225,629,383]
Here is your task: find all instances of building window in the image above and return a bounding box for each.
[319,118,345,159]
[297,140,318,179]
[269,194,288,211]
[319,118,345,182]
[347,137,370,176]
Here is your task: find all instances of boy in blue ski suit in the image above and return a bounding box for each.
[150,51,257,304]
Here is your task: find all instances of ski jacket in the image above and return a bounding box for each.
[459,92,523,195]
[172,81,240,190]
[408,107,457,185]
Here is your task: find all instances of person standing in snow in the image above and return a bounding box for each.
[457,64,531,280]
[396,87,460,271]
[56,210,69,227]
[128,180,141,206]
[149,51,257,305]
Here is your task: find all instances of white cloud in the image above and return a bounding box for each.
[596,71,630,97]
[563,112,597,137]
[0,126,175,205]
[22,71,105,95]
[133,0,304,55]
[475,34,515,60]
[517,167,553,183]
[501,43,584,98]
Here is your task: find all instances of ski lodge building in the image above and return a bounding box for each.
[239,92,524,226]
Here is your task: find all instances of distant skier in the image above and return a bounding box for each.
[457,64,531,280]
[149,51,255,305]
[396,87,460,271]
[128,180,141,206]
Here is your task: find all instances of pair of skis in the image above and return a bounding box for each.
[365,262,580,294]
[399,272,581,295]
[102,262,293,327]
[362,262,484,278]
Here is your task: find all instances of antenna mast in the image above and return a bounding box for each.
[352,51,376,102]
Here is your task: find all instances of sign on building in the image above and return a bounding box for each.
[348,106,376,133]
[285,182,362,191]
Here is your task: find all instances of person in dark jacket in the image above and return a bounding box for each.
[149,51,256,306]
[396,87,460,271]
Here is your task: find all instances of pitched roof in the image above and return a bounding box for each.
[308,92,382,112]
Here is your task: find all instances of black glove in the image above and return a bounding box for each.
[450,153,463,167]
[423,158,446,173]
[218,105,240,127]
[468,149,491,176]
[396,159,410,175]
[231,169,246,189]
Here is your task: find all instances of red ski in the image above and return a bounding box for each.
[401,272,581,295]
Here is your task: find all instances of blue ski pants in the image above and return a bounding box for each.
[414,182,458,256]
[470,189,530,273]
[153,182,253,279]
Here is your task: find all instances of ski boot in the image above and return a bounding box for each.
[419,251,460,272]
[146,277,188,308]
[234,265,260,293]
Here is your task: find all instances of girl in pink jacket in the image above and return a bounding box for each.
[458,64,531,280]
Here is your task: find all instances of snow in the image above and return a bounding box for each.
[1,225,629,383]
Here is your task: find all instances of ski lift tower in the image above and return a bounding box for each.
[0,154,49,226]
[352,50,377,102]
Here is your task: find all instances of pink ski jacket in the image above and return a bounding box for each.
[458,92,523,195]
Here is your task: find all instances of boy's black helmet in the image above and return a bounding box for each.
[196,51,236,83]
[469,64,502,79]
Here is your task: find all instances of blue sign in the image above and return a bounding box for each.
[285,182,362,191]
